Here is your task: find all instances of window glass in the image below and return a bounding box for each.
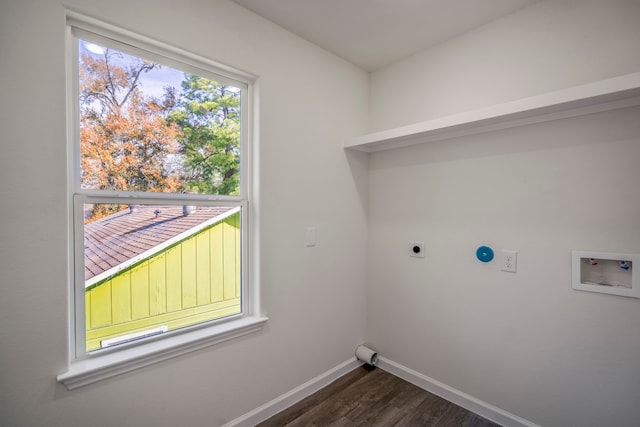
[78,40,242,197]
[83,202,241,352]
[74,37,248,353]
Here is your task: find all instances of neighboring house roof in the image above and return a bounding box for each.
[84,204,238,286]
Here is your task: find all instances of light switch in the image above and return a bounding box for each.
[306,226,317,247]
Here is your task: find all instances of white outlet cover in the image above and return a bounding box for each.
[501,250,517,273]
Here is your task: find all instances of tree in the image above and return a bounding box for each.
[170,74,241,196]
[79,48,182,220]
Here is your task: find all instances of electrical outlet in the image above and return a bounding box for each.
[501,250,517,273]
[410,242,425,258]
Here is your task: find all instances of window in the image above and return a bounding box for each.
[60,12,265,389]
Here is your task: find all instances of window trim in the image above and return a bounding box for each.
[58,315,268,390]
[59,10,265,389]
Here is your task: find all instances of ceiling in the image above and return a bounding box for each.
[232,0,539,72]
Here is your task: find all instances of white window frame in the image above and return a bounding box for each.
[58,10,266,390]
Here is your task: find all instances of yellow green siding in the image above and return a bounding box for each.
[85,212,241,351]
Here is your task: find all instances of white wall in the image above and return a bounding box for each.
[366,1,640,426]
[0,1,369,426]
[370,0,640,131]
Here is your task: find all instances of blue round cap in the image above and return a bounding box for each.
[476,246,494,263]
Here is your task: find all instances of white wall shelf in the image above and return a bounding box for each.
[346,72,640,152]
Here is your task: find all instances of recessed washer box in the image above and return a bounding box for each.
[572,251,640,299]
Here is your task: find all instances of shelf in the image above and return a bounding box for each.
[346,72,640,152]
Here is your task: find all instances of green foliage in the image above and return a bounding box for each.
[80,42,242,213]
[170,74,241,196]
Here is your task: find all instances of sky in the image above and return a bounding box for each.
[79,39,242,105]
[80,40,187,100]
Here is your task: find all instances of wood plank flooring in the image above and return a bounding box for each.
[257,366,501,427]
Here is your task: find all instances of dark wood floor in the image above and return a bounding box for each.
[257,366,502,426]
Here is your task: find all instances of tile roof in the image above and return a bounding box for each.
[84,204,236,284]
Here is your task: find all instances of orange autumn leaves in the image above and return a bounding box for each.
[79,50,182,215]
[79,46,242,222]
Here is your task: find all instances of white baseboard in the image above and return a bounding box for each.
[378,357,539,427]
[222,358,362,427]
[223,356,539,427]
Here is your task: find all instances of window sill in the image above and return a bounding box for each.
[57,316,268,390]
